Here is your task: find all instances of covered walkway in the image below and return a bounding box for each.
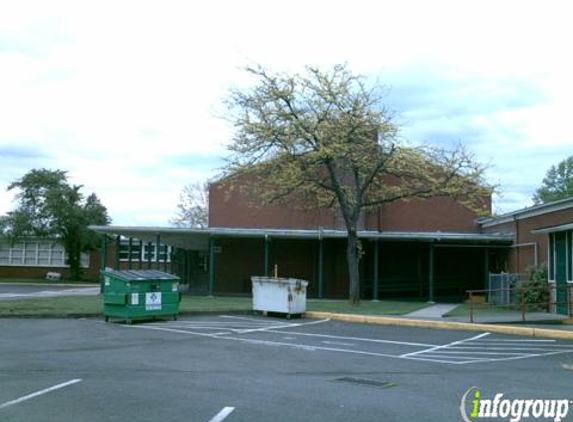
[90,226,513,302]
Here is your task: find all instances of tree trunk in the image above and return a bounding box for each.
[347,228,361,305]
[65,234,83,280]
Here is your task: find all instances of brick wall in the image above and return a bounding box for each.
[210,175,487,232]
[481,207,573,274]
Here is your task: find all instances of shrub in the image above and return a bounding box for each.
[515,264,550,310]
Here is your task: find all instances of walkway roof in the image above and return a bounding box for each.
[89,225,513,249]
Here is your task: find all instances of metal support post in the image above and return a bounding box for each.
[372,240,379,301]
[317,238,324,300]
[155,234,161,269]
[209,238,216,296]
[428,243,435,303]
[114,235,120,270]
[128,237,133,270]
[264,235,270,277]
[100,235,107,271]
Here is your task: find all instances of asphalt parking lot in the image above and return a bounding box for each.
[1,315,573,422]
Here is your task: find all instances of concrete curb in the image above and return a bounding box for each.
[0,310,252,320]
[305,311,573,341]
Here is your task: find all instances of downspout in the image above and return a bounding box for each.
[514,215,519,273]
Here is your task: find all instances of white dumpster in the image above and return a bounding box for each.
[251,277,308,318]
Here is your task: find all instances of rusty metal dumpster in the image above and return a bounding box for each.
[251,276,308,318]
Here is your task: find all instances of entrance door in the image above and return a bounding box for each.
[172,249,209,293]
[555,232,568,315]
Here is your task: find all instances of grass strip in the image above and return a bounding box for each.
[0,294,430,317]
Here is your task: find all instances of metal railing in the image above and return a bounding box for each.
[467,283,573,323]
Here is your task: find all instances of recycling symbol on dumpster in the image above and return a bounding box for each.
[145,292,162,311]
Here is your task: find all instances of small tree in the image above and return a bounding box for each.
[224,64,492,305]
[533,156,573,204]
[0,169,111,279]
[170,181,209,228]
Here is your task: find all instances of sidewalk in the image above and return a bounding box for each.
[0,286,100,300]
[405,303,458,318]
[404,303,571,326]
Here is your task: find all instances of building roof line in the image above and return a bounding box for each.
[479,196,573,228]
[89,225,513,244]
[531,222,573,234]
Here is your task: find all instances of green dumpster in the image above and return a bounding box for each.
[102,270,181,324]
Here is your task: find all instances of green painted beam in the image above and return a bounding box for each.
[147,241,152,269]
[155,234,161,269]
[100,235,107,272]
[428,243,435,303]
[484,247,489,288]
[317,238,324,299]
[372,240,379,301]
[164,244,168,272]
[114,235,120,270]
[264,235,270,277]
[128,237,133,270]
[209,238,216,296]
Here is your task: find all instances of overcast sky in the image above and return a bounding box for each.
[1,0,572,225]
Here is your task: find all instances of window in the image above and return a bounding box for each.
[118,239,171,262]
[0,240,89,268]
[118,241,142,262]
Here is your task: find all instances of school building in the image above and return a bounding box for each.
[1,180,572,309]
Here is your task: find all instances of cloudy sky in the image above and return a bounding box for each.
[1,0,572,225]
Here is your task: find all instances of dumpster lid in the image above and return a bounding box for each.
[101,269,180,281]
[251,276,308,287]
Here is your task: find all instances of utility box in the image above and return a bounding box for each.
[102,270,181,324]
[251,277,308,318]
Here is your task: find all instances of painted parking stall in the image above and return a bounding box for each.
[3,318,573,422]
[128,316,573,365]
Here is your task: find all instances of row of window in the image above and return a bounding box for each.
[548,230,573,282]
[0,241,90,268]
[118,240,172,262]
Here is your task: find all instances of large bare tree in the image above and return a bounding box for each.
[170,181,209,229]
[224,64,491,305]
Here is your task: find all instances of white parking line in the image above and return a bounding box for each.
[220,316,331,334]
[207,406,235,422]
[399,331,573,364]
[116,318,573,366]
[219,315,284,323]
[0,379,82,410]
[449,345,573,351]
[400,332,490,358]
[477,339,557,342]
[268,329,437,348]
[220,335,404,358]
[322,341,355,347]
[127,325,229,337]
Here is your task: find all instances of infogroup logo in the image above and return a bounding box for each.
[460,387,571,422]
